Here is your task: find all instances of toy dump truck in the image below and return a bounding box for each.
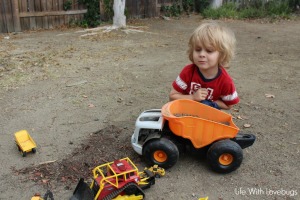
[71,157,156,200]
[131,99,256,173]
[14,130,37,157]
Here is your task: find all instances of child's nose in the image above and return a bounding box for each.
[199,50,206,57]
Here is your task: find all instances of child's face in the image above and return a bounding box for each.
[193,42,220,72]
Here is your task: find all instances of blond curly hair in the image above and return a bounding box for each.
[188,21,236,68]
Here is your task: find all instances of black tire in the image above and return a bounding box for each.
[163,135,186,155]
[22,151,27,157]
[143,138,179,169]
[32,148,36,153]
[16,144,21,151]
[207,139,243,173]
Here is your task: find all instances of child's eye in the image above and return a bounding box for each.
[206,49,215,53]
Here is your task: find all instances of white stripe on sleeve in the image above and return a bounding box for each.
[175,76,187,90]
[222,91,238,101]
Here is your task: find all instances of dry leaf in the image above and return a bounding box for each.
[237,115,244,120]
[117,97,123,103]
[42,179,49,184]
[72,167,79,172]
[88,103,95,108]
[34,172,42,177]
[237,115,249,120]
[243,124,251,128]
[265,94,275,98]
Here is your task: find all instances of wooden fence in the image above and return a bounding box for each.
[0,0,174,33]
[0,0,87,33]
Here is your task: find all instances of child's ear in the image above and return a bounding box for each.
[218,54,227,68]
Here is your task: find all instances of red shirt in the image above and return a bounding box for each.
[172,64,239,106]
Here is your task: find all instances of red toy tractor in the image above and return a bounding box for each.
[71,157,155,200]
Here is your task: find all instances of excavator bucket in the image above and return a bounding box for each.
[70,178,94,200]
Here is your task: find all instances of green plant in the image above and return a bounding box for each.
[103,0,114,21]
[161,0,182,17]
[202,0,294,19]
[78,0,101,27]
[63,0,72,11]
[195,0,211,13]
[265,0,292,16]
[238,7,266,18]
[203,3,238,19]
[288,0,300,11]
[182,0,194,14]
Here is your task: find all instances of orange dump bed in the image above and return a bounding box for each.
[161,99,239,148]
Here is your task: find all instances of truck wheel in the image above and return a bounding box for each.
[22,151,27,157]
[16,144,21,151]
[207,139,243,173]
[163,135,186,155]
[32,148,36,153]
[143,138,179,169]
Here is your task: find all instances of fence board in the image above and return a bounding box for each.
[34,0,43,29]
[126,0,139,18]
[0,0,6,33]
[58,0,64,25]
[12,0,21,32]
[19,10,88,17]
[53,0,59,27]
[47,0,54,28]
[19,0,30,30]
[73,0,83,24]
[28,0,37,29]
[40,0,48,29]
[3,0,14,32]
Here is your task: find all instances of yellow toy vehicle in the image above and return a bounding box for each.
[14,130,37,157]
[71,157,157,200]
[142,165,165,178]
[31,190,54,200]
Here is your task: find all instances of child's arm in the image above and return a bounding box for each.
[214,100,233,110]
[170,88,234,110]
[169,88,208,101]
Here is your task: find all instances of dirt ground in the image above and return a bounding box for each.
[0,15,299,200]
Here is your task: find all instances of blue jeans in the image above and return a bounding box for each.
[200,100,220,110]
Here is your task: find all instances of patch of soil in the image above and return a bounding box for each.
[1,15,299,200]
[12,125,141,190]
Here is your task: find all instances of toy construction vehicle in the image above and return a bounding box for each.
[142,165,165,178]
[131,99,256,173]
[31,190,54,200]
[71,157,157,200]
[14,130,37,157]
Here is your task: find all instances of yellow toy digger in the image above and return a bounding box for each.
[141,165,165,178]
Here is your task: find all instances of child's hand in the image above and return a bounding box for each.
[193,88,208,101]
